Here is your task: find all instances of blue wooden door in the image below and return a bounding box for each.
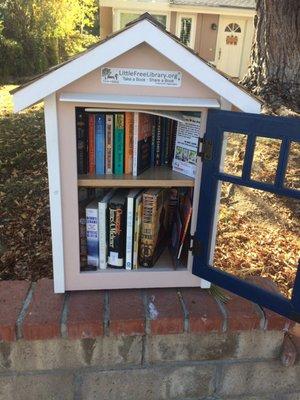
[193,109,300,322]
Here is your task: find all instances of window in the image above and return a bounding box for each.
[176,15,196,48]
[225,23,241,33]
[119,12,167,30]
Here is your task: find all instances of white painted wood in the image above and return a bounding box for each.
[100,1,255,18]
[60,93,220,109]
[13,19,261,113]
[187,109,211,289]
[44,94,65,293]
[84,108,187,123]
[216,16,246,78]
[208,100,232,267]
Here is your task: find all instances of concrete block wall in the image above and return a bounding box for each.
[0,278,299,400]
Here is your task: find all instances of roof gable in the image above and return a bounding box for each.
[13,13,261,113]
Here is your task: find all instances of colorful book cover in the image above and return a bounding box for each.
[105,114,114,174]
[139,188,166,267]
[108,189,128,268]
[114,114,125,175]
[125,188,143,270]
[88,114,95,175]
[172,115,201,178]
[124,112,134,174]
[76,108,88,174]
[98,189,116,270]
[133,192,143,269]
[95,114,105,175]
[133,113,153,176]
[86,199,99,268]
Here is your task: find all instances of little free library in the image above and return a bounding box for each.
[12,14,300,322]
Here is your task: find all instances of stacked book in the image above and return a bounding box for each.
[76,108,178,177]
[79,187,193,271]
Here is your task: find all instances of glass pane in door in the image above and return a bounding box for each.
[213,182,299,298]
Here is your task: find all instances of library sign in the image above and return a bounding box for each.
[101,67,182,87]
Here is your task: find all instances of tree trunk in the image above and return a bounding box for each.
[241,0,300,113]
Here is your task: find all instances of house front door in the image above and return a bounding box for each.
[216,17,246,77]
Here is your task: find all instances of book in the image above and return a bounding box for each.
[125,189,143,270]
[86,199,100,268]
[132,192,143,269]
[124,112,134,174]
[155,116,162,166]
[139,188,166,267]
[114,113,125,175]
[133,113,153,176]
[172,115,201,178]
[88,114,96,175]
[98,189,116,270]
[76,108,88,174]
[105,114,114,174]
[95,114,105,175]
[177,190,193,259]
[108,189,128,268]
[150,116,157,167]
[79,199,88,270]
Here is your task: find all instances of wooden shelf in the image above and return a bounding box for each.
[78,167,194,188]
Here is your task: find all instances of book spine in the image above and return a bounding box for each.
[114,114,125,175]
[108,202,125,267]
[150,117,156,167]
[155,117,161,166]
[164,119,171,165]
[161,118,166,165]
[139,193,157,268]
[76,108,88,174]
[133,197,142,269]
[98,201,108,270]
[95,114,105,175]
[86,207,99,267]
[132,112,139,176]
[124,112,134,174]
[105,114,114,174]
[79,202,88,270]
[125,196,134,270]
[88,114,95,174]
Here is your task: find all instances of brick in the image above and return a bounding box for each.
[22,279,64,340]
[80,364,215,400]
[0,281,30,341]
[145,332,237,363]
[219,361,300,397]
[236,330,283,359]
[181,288,223,332]
[67,291,104,339]
[246,277,293,330]
[0,373,73,400]
[146,288,184,335]
[223,290,262,330]
[109,289,145,336]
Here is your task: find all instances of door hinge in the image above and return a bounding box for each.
[198,137,213,161]
[189,235,202,256]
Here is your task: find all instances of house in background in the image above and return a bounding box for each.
[99,0,255,79]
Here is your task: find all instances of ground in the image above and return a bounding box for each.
[0,86,299,296]
[0,85,52,281]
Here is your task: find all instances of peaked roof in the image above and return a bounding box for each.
[170,0,255,9]
[12,13,261,113]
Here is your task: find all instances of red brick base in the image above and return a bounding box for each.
[0,277,293,342]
